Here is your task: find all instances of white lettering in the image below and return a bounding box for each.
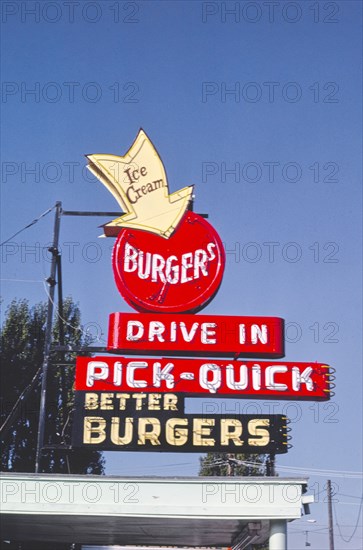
[170,321,177,341]
[181,252,193,283]
[251,324,268,344]
[153,362,175,389]
[86,361,109,387]
[292,366,314,391]
[148,321,165,342]
[126,361,148,388]
[137,251,151,279]
[239,323,246,343]
[126,320,144,342]
[113,361,122,386]
[121,242,218,285]
[165,255,179,284]
[200,363,222,394]
[252,364,261,390]
[201,322,217,344]
[180,321,199,342]
[207,242,217,261]
[124,243,138,272]
[265,365,288,391]
[151,254,166,283]
[226,363,248,390]
[194,249,209,278]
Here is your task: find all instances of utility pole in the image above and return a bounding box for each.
[327,479,335,550]
[267,453,276,476]
[35,202,62,473]
[227,453,235,476]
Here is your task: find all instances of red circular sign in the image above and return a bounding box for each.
[112,211,225,313]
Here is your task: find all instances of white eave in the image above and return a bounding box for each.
[0,473,310,547]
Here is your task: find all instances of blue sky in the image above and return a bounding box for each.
[1,1,362,548]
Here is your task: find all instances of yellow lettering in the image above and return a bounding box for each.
[148,393,162,410]
[166,418,188,446]
[248,419,270,446]
[220,419,243,446]
[100,392,114,410]
[116,393,131,410]
[193,418,215,446]
[83,417,106,444]
[132,393,147,410]
[84,393,99,410]
[138,417,161,446]
[163,394,179,411]
[110,417,133,445]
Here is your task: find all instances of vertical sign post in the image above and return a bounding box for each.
[35,201,62,473]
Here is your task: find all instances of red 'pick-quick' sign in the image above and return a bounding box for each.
[108,312,284,357]
[75,356,331,400]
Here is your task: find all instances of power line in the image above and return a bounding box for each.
[291,528,362,534]
[1,278,44,283]
[290,530,363,539]
[214,457,363,478]
[0,205,55,246]
[0,280,104,344]
[275,464,363,478]
[289,527,329,535]
[333,497,363,543]
[0,366,42,439]
[337,493,363,500]
[335,501,363,506]
[42,280,107,344]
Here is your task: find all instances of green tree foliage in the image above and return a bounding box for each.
[199,454,270,550]
[199,452,267,476]
[1,298,105,475]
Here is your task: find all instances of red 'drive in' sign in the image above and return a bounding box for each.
[108,313,284,357]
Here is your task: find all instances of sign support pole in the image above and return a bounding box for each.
[267,453,276,476]
[35,201,62,473]
[56,253,68,451]
[269,520,287,550]
[327,479,335,550]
